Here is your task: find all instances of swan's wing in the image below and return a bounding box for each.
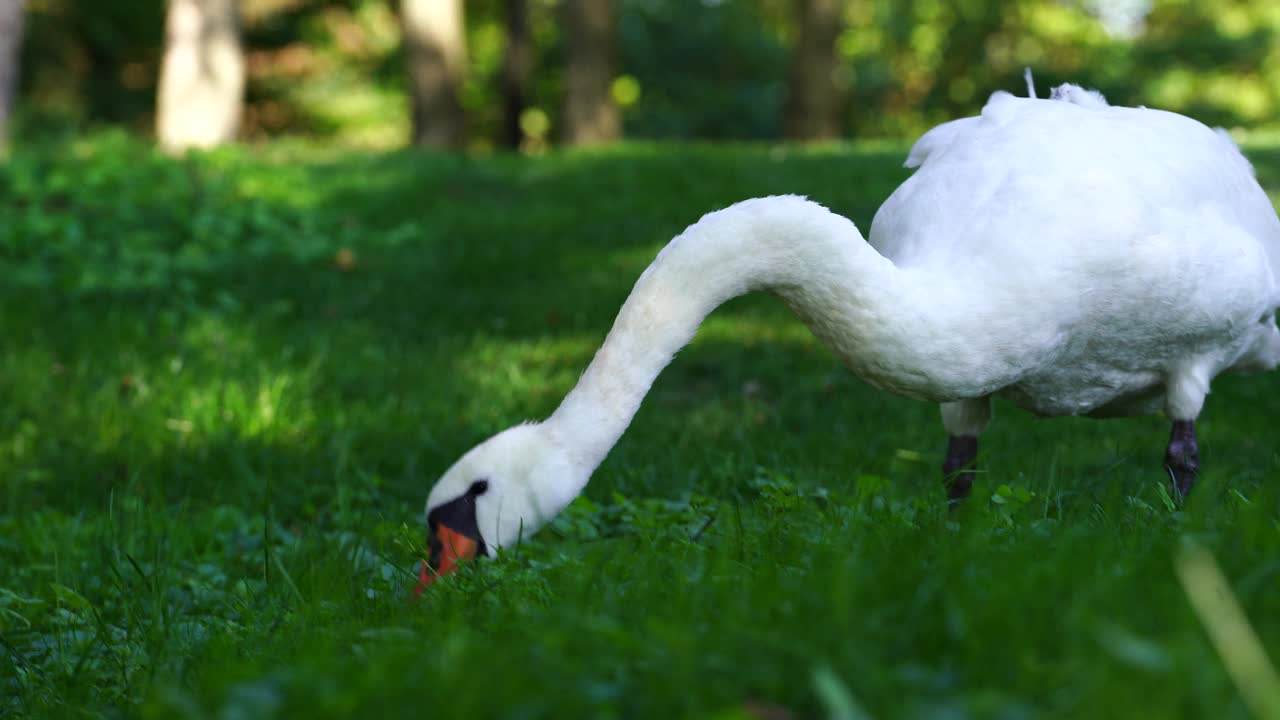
[1209,126,1280,282]
[869,91,1022,263]
[868,88,1280,289]
[903,116,981,170]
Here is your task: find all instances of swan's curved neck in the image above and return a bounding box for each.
[544,195,987,476]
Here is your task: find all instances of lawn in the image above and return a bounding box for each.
[1,133,1278,719]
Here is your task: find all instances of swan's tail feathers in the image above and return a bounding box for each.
[1024,67,1036,98]
[1048,83,1110,109]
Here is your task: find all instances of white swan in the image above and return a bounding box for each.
[417,84,1280,588]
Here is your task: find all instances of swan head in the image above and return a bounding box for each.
[416,422,585,591]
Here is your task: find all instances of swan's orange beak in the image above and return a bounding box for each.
[414,523,478,594]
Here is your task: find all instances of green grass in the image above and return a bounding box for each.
[2,132,1278,719]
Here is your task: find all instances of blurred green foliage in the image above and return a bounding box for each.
[20,0,166,133]
[14,0,1280,145]
[842,0,1280,137]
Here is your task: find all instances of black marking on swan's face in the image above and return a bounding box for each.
[426,479,491,570]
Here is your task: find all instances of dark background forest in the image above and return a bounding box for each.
[8,0,1280,153]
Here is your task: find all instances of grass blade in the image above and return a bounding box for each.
[1175,542,1280,719]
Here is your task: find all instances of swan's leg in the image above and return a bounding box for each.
[1164,420,1199,500]
[1165,366,1209,500]
[943,435,978,502]
[940,397,992,504]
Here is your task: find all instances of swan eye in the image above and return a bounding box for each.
[469,479,490,496]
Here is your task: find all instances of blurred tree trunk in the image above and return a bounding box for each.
[156,0,244,153]
[501,0,531,149]
[0,0,25,154]
[783,0,846,141]
[401,0,466,148]
[561,0,619,146]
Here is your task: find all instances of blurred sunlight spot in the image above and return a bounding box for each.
[909,24,942,60]
[287,45,409,150]
[837,27,881,57]
[1217,6,1254,38]
[520,108,551,142]
[612,75,642,107]
[1151,69,1196,109]
[1025,3,1087,41]
[472,19,504,60]
[1205,75,1271,121]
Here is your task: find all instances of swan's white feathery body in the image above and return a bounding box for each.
[874,87,1280,421]
[422,85,1280,568]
